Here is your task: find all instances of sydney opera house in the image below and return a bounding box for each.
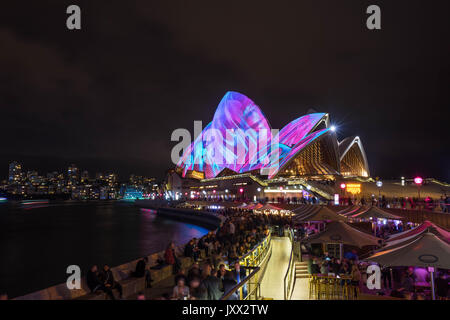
[167,91,370,201]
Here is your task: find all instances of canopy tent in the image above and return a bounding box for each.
[388,220,450,244]
[350,206,403,220]
[366,232,450,300]
[293,205,347,222]
[337,205,363,216]
[260,203,282,211]
[367,232,450,269]
[379,221,450,252]
[303,220,381,248]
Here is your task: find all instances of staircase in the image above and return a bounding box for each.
[295,261,309,279]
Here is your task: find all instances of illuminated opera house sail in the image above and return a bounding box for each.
[175,91,370,182]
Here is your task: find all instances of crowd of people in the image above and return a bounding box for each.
[308,251,449,300]
[157,209,291,300]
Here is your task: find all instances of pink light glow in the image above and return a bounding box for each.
[239,188,244,193]
[414,177,423,185]
[340,183,346,189]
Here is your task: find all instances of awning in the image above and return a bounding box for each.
[350,206,403,220]
[366,232,450,269]
[303,220,381,247]
[293,205,347,222]
[387,220,450,244]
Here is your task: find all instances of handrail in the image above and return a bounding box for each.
[220,233,272,300]
[220,266,260,300]
[283,228,295,300]
[239,232,271,267]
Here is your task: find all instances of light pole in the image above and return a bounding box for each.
[376,180,383,205]
[340,183,346,205]
[414,177,423,208]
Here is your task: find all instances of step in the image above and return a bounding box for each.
[295,265,308,269]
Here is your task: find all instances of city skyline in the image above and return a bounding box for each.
[1,160,159,200]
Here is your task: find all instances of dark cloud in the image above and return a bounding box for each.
[0,0,449,181]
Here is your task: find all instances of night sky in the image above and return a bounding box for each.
[0,0,449,181]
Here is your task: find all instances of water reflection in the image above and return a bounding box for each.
[0,203,210,298]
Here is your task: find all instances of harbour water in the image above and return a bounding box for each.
[0,201,210,298]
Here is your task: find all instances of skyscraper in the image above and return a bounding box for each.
[8,161,22,183]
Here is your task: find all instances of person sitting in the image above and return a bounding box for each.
[100,264,123,299]
[189,277,207,300]
[399,267,415,294]
[86,265,115,300]
[172,277,190,300]
[331,259,342,275]
[436,272,449,300]
[201,264,223,300]
[217,264,227,281]
[187,263,201,283]
[320,261,329,275]
[222,271,239,300]
[136,292,146,300]
[174,269,187,286]
[131,257,152,288]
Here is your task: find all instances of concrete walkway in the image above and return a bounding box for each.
[291,278,311,300]
[259,237,292,300]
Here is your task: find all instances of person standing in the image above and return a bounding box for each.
[351,264,361,298]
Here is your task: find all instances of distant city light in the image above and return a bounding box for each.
[306,185,311,190]
[340,183,346,189]
[376,181,383,188]
[414,177,423,185]
[225,189,229,193]
[257,188,261,192]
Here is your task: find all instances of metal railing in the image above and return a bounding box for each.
[283,228,296,300]
[220,266,261,300]
[220,233,272,300]
[239,232,271,267]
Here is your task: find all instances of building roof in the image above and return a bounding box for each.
[177,91,367,180]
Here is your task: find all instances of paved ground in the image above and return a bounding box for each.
[259,237,292,300]
[291,278,311,300]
